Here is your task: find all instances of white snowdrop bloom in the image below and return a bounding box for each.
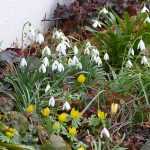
[84,47,90,55]
[42,46,51,56]
[20,58,27,68]
[92,48,99,57]
[128,48,134,56]
[86,41,92,48]
[49,96,55,107]
[104,53,109,61]
[39,64,46,73]
[144,16,150,24]
[141,56,149,65]
[36,33,44,44]
[100,127,110,138]
[42,57,49,67]
[126,60,133,68]
[73,46,79,55]
[52,60,59,71]
[141,5,149,13]
[93,56,102,66]
[76,62,83,70]
[52,30,65,40]
[45,84,51,93]
[100,7,109,14]
[137,39,146,51]
[62,101,71,111]
[58,63,64,72]
[72,56,80,65]
[92,19,102,28]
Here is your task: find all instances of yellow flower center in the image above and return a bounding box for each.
[58,113,68,123]
[41,107,50,117]
[71,108,80,120]
[77,74,86,84]
[68,127,77,137]
[97,111,107,121]
[26,104,36,113]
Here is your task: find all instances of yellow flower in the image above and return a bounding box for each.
[26,104,35,113]
[41,107,50,117]
[97,111,107,121]
[53,122,60,130]
[77,74,86,84]
[71,108,80,120]
[58,113,68,123]
[68,127,77,137]
[5,127,16,138]
[77,146,85,150]
[111,103,119,115]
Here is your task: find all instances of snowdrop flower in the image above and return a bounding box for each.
[144,16,150,24]
[104,53,109,61]
[42,46,51,56]
[49,96,55,107]
[126,60,133,68]
[20,58,27,68]
[92,48,99,57]
[93,56,102,66]
[100,7,109,14]
[141,56,149,65]
[52,30,65,40]
[42,57,49,67]
[84,41,92,55]
[36,33,44,44]
[84,47,90,55]
[62,101,71,111]
[137,39,146,51]
[52,60,59,71]
[100,127,110,138]
[128,48,134,56]
[45,84,51,93]
[76,62,83,70]
[92,19,102,28]
[39,64,46,73]
[73,46,79,55]
[58,63,64,72]
[141,5,149,13]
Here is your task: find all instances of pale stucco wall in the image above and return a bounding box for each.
[0,0,74,49]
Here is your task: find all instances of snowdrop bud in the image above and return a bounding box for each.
[58,63,64,72]
[104,53,109,61]
[137,39,145,51]
[49,96,55,107]
[62,101,71,111]
[20,58,27,68]
[92,20,101,28]
[42,46,51,56]
[42,57,49,67]
[56,42,67,56]
[141,5,149,13]
[111,103,119,115]
[144,16,150,24]
[100,7,109,14]
[77,62,83,70]
[100,127,110,138]
[36,33,44,44]
[73,46,79,55]
[126,60,133,68]
[52,60,59,71]
[72,56,79,65]
[39,64,46,73]
[141,56,149,65]
[45,84,50,93]
[128,48,134,56]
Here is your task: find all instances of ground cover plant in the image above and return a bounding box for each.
[0,4,150,150]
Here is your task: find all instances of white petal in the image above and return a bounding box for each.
[100,7,109,14]
[42,57,49,67]
[39,64,46,73]
[100,127,110,138]
[49,96,55,107]
[104,53,109,61]
[20,58,27,68]
[126,60,133,68]
[141,5,149,13]
[36,33,44,44]
[62,101,71,111]
[141,56,149,65]
[73,46,79,55]
[144,16,150,24]
[45,84,51,93]
[137,39,145,51]
[42,46,51,56]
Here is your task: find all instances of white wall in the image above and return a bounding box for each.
[0,0,74,49]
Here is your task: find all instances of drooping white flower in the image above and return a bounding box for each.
[58,63,64,72]
[126,60,133,68]
[100,127,110,138]
[36,33,44,44]
[76,62,83,70]
[93,56,102,66]
[73,46,79,55]
[20,58,27,68]
[137,39,146,51]
[42,57,49,67]
[39,64,46,73]
[45,84,51,93]
[62,101,71,111]
[52,30,65,40]
[52,60,59,71]
[141,56,149,65]
[92,48,99,57]
[104,53,109,61]
[144,16,150,24]
[84,41,92,55]
[49,96,55,107]
[42,46,51,56]
[128,48,134,56]
[141,5,149,13]
[92,19,102,28]
[100,7,109,14]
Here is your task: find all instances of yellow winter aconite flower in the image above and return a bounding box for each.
[5,127,16,138]
[97,111,107,121]
[111,103,119,115]
[26,104,36,113]
[58,113,68,123]
[41,107,50,117]
[77,146,85,150]
[71,108,80,120]
[77,74,86,84]
[68,127,77,137]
